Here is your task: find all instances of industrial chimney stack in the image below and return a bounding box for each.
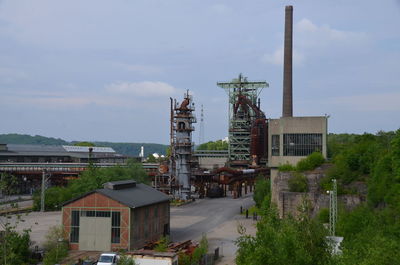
[282,5,293,117]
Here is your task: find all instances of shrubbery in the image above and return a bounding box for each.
[278,163,296,172]
[288,173,308,192]
[253,177,271,208]
[296,152,325,171]
[278,152,325,172]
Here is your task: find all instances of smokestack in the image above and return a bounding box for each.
[282,5,293,117]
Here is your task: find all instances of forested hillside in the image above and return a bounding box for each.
[237,129,400,265]
[0,133,168,157]
[0,133,68,145]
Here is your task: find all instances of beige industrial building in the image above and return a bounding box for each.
[268,116,328,167]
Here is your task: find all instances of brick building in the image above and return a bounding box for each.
[62,180,170,251]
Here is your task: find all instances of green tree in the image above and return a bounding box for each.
[236,205,332,265]
[0,174,34,265]
[0,228,32,265]
[253,177,271,208]
[73,141,95,147]
[33,159,149,210]
[197,140,228,150]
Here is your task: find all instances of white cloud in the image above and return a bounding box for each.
[106,81,180,97]
[262,18,368,66]
[295,18,368,48]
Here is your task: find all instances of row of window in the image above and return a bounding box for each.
[271,133,323,157]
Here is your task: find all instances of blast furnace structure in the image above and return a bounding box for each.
[217,74,269,167]
[170,91,196,200]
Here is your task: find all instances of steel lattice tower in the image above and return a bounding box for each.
[329,179,337,236]
[171,91,196,200]
[217,74,268,163]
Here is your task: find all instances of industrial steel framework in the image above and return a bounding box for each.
[217,74,268,164]
[329,179,338,236]
[170,91,196,200]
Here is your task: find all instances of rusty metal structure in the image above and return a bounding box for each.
[170,91,196,200]
[217,74,269,167]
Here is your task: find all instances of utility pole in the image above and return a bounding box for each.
[329,179,337,236]
[41,170,50,212]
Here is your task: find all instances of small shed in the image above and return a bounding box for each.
[62,180,170,251]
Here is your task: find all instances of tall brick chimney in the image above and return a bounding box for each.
[282,5,293,117]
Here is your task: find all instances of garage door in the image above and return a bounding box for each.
[79,216,111,251]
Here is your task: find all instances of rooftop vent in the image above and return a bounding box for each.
[103,180,137,190]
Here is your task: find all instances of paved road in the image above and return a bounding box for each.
[170,193,255,242]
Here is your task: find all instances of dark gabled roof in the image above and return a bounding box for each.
[63,183,170,208]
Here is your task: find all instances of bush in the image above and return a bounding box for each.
[154,236,169,252]
[288,173,308,192]
[296,152,325,171]
[278,163,296,172]
[42,225,68,265]
[42,243,68,265]
[318,208,329,223]
[253,177,271,208]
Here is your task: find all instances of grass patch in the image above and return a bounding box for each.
[241,205,259,216]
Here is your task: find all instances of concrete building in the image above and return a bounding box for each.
[62,180,170,251]
[268,116,328,167]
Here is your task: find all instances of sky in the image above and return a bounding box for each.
[0,0,399,144]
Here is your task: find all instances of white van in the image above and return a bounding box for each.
[97,253,119,265]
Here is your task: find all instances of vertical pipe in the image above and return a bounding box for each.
[282,5,293,117]
[41,170,45,212]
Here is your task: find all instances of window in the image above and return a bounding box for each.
[80,210,110,217]
[96,211,111,217]
[283,133,323,156]
[70,210,80,243]
[271,135,280,156]
[111,211,121,243]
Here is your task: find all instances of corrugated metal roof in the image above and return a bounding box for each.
[0,144,117,158]
[63,145,115,153]
[6,144,65,152]
[63,182,170,208]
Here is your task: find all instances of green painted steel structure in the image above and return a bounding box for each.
[217,74,268,163]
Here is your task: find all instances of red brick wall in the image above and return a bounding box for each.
[62,192,130,251]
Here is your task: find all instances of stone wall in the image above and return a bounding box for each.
[272,165,364,218]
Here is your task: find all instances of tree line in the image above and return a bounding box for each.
[237,130,400,265]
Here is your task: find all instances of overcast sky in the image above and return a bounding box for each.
[1,0,399,144]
